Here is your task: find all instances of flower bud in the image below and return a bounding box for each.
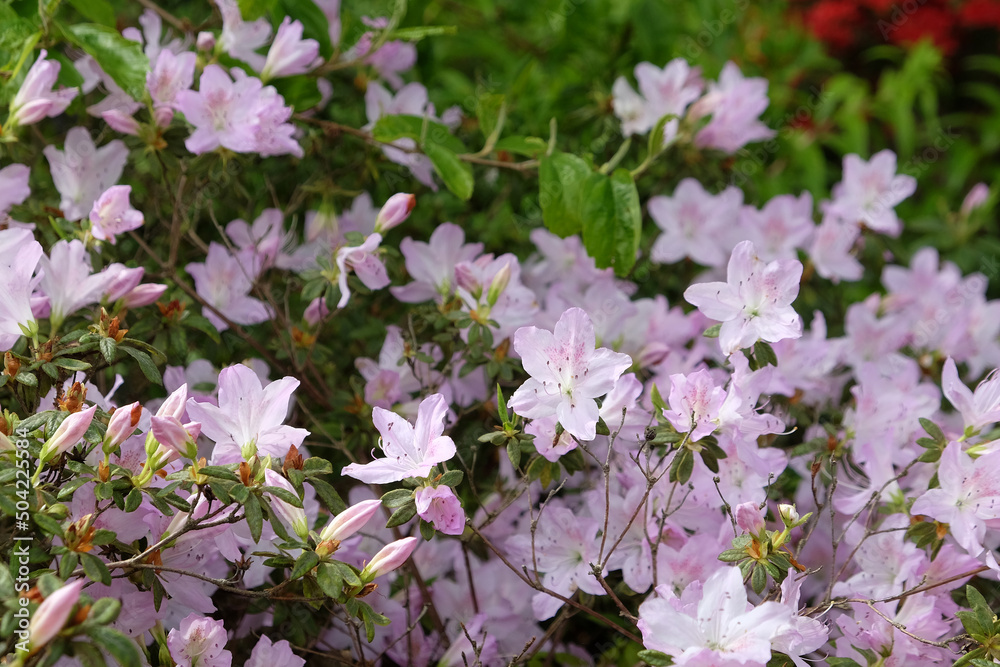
[264,469,309,539]
[196,31,216,52]
[486,262,512,308]
[961,182,989,216]
[778,503,810,529]
[122,283,169,309]
[734,501,766,537]
[153,106,174,128]
[4,351,20,377]
[28,578,86,650]
[150,416,199,460]
[103,401,142,454]
[374,193,415,234]
[319,499,381,543]
[39,405,97,464]
[101,109,140,136]
[362,537,418,581]
[157,383,188,421]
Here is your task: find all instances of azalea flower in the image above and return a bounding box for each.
[392,222,484,303]
[186,363,309,462]
[167,613,232,667]
[690,62,775,154]
[637,566,793,666]
[684,240,803,355]
[825,150,916,237]
[649,178,744,268]
[508,307,633,440]
[185,242,271,331]
[43,127,128,221]
[261,17,322,81]
[941,357,1000,434]
[910,442,1000,557]
[663,368,726,441]
[89,185,144,244]
[0,228,43,349]
[341,393,455,483]
[8,49,77,127]
[247,635,304,667]
[414,484,465,535]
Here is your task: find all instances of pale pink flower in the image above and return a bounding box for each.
[185,242,271,331]
[0,163,31,213]
[0,228,43,350]
[649,178,744,267]
[247,635,304,667]
[637,566,793,665]
[684,240,803,355]
[941,357,1000,434]
[508,307,633,440]
[39,405,97,463]
[43,127,128,221]
[167,613,232,667]
[215,0,272,70]
[186,363,308,462]
[147,49,196,111]
[334,233,389,308]
[261,18,322,81]
[9,50,77,126]
[318,499,382,542]
[89,185,144,244]
[825,150,916,236]
[961,182,989,216]
[663,369,726,441]
[392,223,484,303]
[341,393,455,483]
[414,484,465,535]
[911,442,1000,557]
[690,62,775,153]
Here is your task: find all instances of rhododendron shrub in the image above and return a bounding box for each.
[3,2,1000,667]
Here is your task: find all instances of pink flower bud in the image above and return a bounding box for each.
[303,296,330,327]
[153,106,174,128]
[264,469,309,538]
[151,415,198,459]
[196,31,216,52]
[28,578,86,649]
[101,109,141,136]
[157,383,188,421]
[486,261,512,308]
[961,182,989,216]
[414,485,465,535]
[319,499,382,543]
[40,405,97,463]
[734,501,766,536]
[102,265,145,302]
[121,283,168,308]
[261,17,322,81]
[9,50,77,127]
[363,536,418,580]
[103,401,142,452]
[374,193,416,234]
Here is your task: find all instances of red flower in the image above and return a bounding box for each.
[804,0,863,50]
[886,6,958,55]
[960,0,1000,30]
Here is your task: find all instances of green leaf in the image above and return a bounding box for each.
[302,457,333,475]
[424,142,474,201]
[244,494,263,543]
[182,315,221,343]
[310,477,346,514]
[380,488,414,509]
[419,518,435,540]
[538,151,592,237]
[438,470,463,487]
[703,323,722,338]
[386,500,417,528]
[387,25,458,42]
[238,0,277,20]
[198,465,240,482]
[334,561,362,587]
[118,346,162,385]
[124,487,142,513]
[53,357,92,371]
[66,0,115,26]
[85,626,141,666]
[753,340,778,368]
[81,553,112,585]
[371,114,466,152]
[271,76,323,112]
[72,641,107,667]
[750,563,767,594]
[476,92,505,141]
[277,0,333,59]
[507,439,521,469]
[919,418,946,444]
[265,485,303,508]
[15,371,37,387]
[99,337,117,365]
[718,548,747,563]
[290,551,320,579]
[63,23,149,100]
[60,552,80,579]
[34,512,64,536]
[825,659,863,667]
[636,649,674,666]
[316,562,344,598]
[494,135,547,158]
[580,168,641,276]
[86,597,121,625]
